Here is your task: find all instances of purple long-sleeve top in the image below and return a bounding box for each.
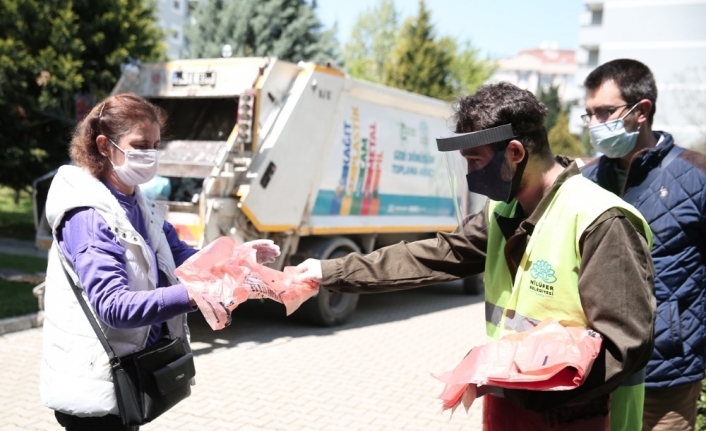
[57,181,198,345]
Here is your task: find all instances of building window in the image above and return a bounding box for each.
[188,0,199,14]
[173,0,182,13]
[171,25,182,43]
[587,49,599,66]
[591,8,603,25]
[539,74,553,89]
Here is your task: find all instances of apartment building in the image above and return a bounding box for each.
[489,43,578,104]
[155,0,200,59]
[572,0,706,147]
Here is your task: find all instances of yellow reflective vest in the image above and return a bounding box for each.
[484,174,652,431]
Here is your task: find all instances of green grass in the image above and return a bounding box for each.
[0,253,47,319]
[0,279,39,319]
[0,187,36,240]
[0,253,47,274]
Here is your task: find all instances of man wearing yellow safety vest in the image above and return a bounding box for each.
[294,82,656,430]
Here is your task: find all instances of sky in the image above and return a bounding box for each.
[316,0,584,59]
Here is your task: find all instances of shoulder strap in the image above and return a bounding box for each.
[59,258,120,365]
[661,145,685,168]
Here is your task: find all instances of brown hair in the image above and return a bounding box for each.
[70,93,167,178]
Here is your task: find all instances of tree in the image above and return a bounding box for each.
[441,37,496,96]
[342,0,493,98]
[343,0,399,84]
[382,0,454,101]
[0,0,166,199]
[185,0,339,65]
[581,129,596,157]
[538,84,561,131]
[548,111,585,158]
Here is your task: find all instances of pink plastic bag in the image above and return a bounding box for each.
[434,318,602,414]
[174,237,319,330]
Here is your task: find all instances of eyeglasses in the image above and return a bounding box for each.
[581,104,633,126]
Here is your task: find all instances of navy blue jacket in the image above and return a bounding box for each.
[582,131,706,388]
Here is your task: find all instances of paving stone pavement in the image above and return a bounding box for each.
[0,282,486,431]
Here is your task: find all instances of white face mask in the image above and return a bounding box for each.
[588,103,640,159]
[108,139,159,186]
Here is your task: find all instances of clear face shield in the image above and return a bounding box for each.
[436,124,526,230]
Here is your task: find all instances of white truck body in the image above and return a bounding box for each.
[35,57,481,326]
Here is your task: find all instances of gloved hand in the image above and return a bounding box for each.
[293,258,323,285]
[243,239,280,264]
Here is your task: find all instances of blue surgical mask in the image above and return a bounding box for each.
[588,104,641,158]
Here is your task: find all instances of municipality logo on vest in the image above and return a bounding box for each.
[529,260,556,296]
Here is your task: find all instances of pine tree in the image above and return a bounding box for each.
[538,84,562,131]
[440,37,496,96]
[343,0,399,84]
[0,0,166,196]
[185,0,339,65]
[548,111,585,158]
[382,0,454,101]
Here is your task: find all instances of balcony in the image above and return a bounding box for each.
[579,25,604,49]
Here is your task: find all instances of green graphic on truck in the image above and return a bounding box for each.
[313,101,454,217]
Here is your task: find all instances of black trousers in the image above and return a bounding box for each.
[55,410,139,431]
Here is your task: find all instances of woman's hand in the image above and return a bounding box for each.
[243,239,280,264]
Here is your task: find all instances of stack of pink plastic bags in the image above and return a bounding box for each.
[175,237,318,330]
[434,318,603,414]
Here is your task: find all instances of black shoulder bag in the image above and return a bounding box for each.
[61,264,195,426]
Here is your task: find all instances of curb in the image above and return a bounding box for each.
[0,237,48,336]
[0,312,43,336]
[0,237,49,259]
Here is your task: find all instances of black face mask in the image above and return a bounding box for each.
[465,146,528,203]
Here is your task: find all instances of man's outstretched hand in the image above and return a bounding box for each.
[243,239,280,264]
[293,258,323,286]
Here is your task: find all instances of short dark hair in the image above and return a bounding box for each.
[584,59,657,124]
[453,82,551,156]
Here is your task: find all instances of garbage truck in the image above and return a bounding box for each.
[33,56,485,326]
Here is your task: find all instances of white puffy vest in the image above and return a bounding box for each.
[40,165,192,417]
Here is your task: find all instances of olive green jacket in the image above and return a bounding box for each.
[321,158,656,412]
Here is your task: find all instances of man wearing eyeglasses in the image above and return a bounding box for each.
[581,58,706,431]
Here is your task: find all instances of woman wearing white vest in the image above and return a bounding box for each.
[294,82,656,430]
[40,93,279,431]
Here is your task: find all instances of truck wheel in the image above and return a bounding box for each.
[463,273,485,295]
[294,237,361,327]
